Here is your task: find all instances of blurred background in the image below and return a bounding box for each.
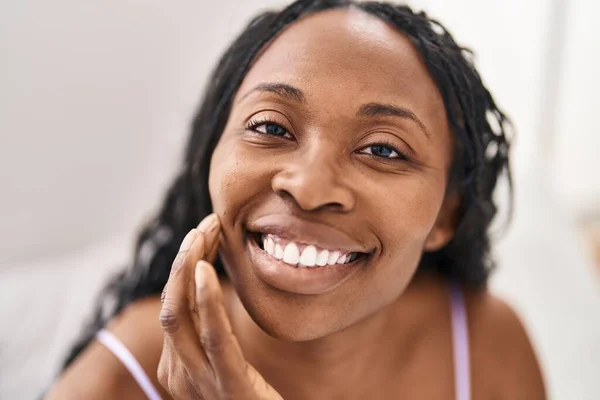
[1,0,599,398]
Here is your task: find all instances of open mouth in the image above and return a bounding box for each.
[248,231,368,268]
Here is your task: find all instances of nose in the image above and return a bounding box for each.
[271,145,356,213]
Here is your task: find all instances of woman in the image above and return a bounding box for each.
[47,0,545,398]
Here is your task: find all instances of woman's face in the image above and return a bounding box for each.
[209,8,455,340]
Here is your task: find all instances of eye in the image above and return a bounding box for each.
[247,119,292,139]
[359,144,407,160]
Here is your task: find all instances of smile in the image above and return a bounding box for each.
[257,233,361,267]
[243,214,372,294]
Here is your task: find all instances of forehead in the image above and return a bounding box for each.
[234,8,446,130]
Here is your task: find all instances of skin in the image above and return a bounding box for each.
[46,8,545,399]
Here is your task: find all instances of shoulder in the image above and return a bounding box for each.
[46,296,169,400]
[106,295,165,370]
[465,289,546,399]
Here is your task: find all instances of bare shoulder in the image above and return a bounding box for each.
[106,294,165,372]
[46,296,169,400]
[465,289,546,399]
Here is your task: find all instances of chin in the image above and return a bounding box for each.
[215,213,407,342]
[219,244,352,342]
[239,283,351,342]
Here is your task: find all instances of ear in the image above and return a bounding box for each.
[423,191,462,252]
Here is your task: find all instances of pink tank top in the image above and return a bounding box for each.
[97,283,470,400]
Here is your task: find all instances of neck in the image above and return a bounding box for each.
[224,272,445,399]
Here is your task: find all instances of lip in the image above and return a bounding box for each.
[247,236,364,295]
[246,214,370,254]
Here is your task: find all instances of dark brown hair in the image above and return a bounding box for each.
[61,0,512,371]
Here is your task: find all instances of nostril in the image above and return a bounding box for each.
[321,202,347,213]
[271,171,355,213]
[274,188,294,202]
[275,188,347,213]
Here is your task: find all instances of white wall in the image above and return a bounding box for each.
[553,0,600,216]
[411,0,554,175]
[0,0,564,262]
[1,1,599,399]
[0,0,289,265]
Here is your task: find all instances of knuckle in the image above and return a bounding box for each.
[200,330,227,353]
[159,306,180,334]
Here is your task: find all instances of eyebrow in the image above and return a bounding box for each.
[237,82,306,105]
[358,103,430,139]
[237,82,430,138]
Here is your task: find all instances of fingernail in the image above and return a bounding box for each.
[197,214,219,233]
[179,229,198,252]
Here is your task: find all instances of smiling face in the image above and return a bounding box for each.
[208,8,456,340]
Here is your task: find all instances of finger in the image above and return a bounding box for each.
[159,337,216,400]
[184,216,221,345]
[161,284,167,304]
[160,229,210,371]
[197,213,221,264]
[195,261,248,386]
[162,214,218,305]
[205,231,221,265]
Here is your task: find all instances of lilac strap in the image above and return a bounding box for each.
[96,329,163,400]
[450,283,471,400]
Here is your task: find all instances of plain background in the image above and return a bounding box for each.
[1,0,599,398]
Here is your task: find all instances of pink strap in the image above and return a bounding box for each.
[96,329,163,400]
[450,283,471,400]
[96,288,469,400]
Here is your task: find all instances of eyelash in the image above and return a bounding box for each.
[246,118,410,162]
[246,117,293,139]
[358,140,410,161]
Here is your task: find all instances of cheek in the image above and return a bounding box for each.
[208,136,270,223]
[209,141,244,219]
[350,177,445,311]
[366,175,446,257]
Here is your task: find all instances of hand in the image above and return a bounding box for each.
[158,213,283,400]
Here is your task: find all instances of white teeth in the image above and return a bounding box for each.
[299,245,317,267]
[327,251,340,265]
[336,253,348,264]
[283,242,300,265]
[265,236,275,255]
[316,249,329,266]
[259,234,359,267]
[274,243,284,260]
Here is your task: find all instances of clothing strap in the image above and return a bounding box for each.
[96,288,470,400]
[96,329,163,400]
[450,283,471,400]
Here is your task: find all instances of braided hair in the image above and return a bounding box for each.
[62,0,512,369]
